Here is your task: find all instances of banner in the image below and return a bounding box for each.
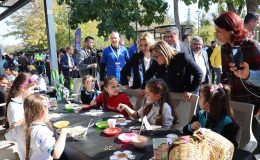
[75,28,81,51]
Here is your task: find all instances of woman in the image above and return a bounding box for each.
[120,32,158,89]
[150,40,203,100]
[214,11,260,115]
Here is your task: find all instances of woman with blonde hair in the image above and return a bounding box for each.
[120,32,158,89]
[150,40,203,100]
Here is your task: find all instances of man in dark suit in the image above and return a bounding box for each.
[60,46,77,88]
[165,27,192,56]
[190,36,212,84]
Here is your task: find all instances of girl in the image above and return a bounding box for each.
[5,94,70,160]
[183,84,239,146]
[87,76,133,118]
[118,79,176,129]
[5,73,38,128]
[81,75,100,104]
[120,32,158,89]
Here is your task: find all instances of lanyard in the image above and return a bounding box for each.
[110,45,121,60]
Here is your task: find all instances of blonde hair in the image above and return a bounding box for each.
[137,32,155,53]
[24,94,49,160]
[150,40,177,66]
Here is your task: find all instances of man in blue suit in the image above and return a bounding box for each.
[60,46,77,88]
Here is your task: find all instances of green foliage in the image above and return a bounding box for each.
[196,25,216,44]
[58,0,168,40]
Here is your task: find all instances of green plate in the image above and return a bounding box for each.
[95,120,109,129]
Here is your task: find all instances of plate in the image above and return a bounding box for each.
[103,127,122,136]
[95,120,109,129]
[118,133,137,143]
[53,121,70,129]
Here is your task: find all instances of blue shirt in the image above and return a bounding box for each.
[246,70,260,87]
[101,45,129,80]
[128,43,138,58]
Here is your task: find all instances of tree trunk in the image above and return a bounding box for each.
[173,0,181,37]
[246,0,259,12]
[226,2,236,13]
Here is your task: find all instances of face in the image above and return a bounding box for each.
[199,92,209,111]
[184,36,191,44]
[165,32,178,46]
[110,32,120,48]
[139,39,150,53]
[68,47,74,55]
[151,50,166,65]
[104,79,120,96]
[191,40,203,53]
[22,84,36,99]
[145,87,160,104]
[215,25,232,44]
[83,77,95,90]
[211,42,217,48]
[86,39,94,49]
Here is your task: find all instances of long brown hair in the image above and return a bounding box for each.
[144,79,177,125]
[24,94,48,160]
[102,76,118,108]
[200,84,234,124]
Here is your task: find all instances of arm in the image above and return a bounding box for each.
[246,70,260,87]
[60,56,69,69]
[162,103,174,129]
[183,115,199,135]
[210,47,217,67]
[120,56,134,85]
[52,128,68,159]
[76,50,91,69]
[117,103,138,119]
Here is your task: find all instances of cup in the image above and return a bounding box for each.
[107,119,116,128]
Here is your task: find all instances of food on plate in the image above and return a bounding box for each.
[53,121,70,129]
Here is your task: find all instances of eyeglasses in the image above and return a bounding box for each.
[152,54,162,59]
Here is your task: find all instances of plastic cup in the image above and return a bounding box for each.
[107,119,116,128]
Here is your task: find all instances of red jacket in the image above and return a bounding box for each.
[95,92,133,118]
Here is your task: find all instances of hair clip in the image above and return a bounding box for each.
[209,86,215,93]
[20,74,39,87]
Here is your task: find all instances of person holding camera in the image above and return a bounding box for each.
[215,11,260,153]
[77,36,99,78]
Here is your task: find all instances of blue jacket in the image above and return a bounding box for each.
[100,45,129,81]
[60,54,74,77]
[246,70,260,87]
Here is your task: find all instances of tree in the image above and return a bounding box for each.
[173,0,181,35]
[182,0,260,14]
[57,0,168,40]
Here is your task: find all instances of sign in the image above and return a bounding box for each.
[75,28,81,51]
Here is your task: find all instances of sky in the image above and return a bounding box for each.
[0,0,218,46]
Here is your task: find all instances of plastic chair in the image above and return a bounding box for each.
[121,88,145,110]
[168,92,199,132]
[71,78,82,102]
[231,101,257,153]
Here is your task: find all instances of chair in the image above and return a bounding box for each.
[168,92,199,132]
[231,101,257,153]
[0,103,6,124]
[121,89,145,110]
[71,78,83,102]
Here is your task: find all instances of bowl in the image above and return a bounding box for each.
[95,120,109,129]
[118,133,137,143]
[53,121,70,129]
[132,135,148,148]
[71,126,88,141]
[65,104,79,113]
[103,127,122,136]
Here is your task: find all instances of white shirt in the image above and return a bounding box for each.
[7,98,24,126]
[194,51,207,82]
[67,53,74,68]
[137,102,174,129]
[5,123,55,160]
[143,57,151,71]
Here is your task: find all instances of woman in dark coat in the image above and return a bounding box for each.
[150,40,203,100]
[120,32,158,89]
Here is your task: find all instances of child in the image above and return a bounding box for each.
[5,73,38,128]
[80,75,100,104]
[86,76,133,118]
[118,79,176,129]
[183,84,239,147]
[5,94,70,160]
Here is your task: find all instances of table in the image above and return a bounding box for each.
[51,104,253,160]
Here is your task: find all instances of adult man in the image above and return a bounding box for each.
[34,51,46,75]
[77,36,98,78]
[244,12,260,38]
[100,31,129,86]
[190,36,211,84]
[164,27,192,55]
[17,52,29,72]
[60,46,77,88]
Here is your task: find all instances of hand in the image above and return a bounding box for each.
[91,63,97,69]
[182,91,192,101]
[90,100,97,106]
[138,89,145,98]
[117,103,127,111]
[191,121,201,131]
[82,104,91,110]
[124,85,130,89]
[229,62,250,80]
[99,81,104,88]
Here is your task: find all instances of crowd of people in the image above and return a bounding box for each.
[0,11,259,159]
